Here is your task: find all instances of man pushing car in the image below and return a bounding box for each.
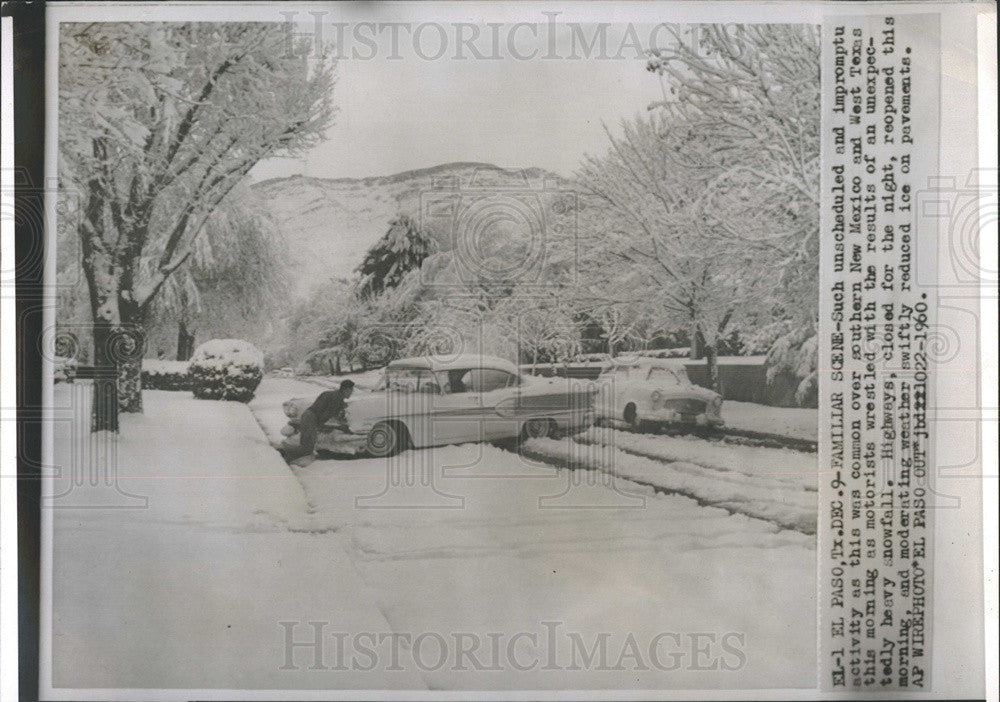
[290,378,355,465]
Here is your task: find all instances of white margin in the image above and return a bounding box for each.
[1,13,21,702]
[33,3,996,701]
[977,12,998,702]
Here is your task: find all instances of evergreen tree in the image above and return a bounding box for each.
[356,215,434,299]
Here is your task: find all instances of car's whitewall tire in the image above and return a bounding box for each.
[522,417,553,440]
[365,421,406,457]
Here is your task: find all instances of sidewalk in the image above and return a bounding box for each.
[47,386,426,693]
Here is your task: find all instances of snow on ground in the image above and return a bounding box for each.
[578,427,818,491]
[245,380,817,688]
[49,379,818,692]
[254,379,817,687]
[278,439,816,689]
[722,400,817,442]
[524,433,816,535]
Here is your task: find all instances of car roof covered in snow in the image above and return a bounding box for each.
[387,354,520,374]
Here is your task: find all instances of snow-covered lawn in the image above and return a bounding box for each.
[722,400,817,442]
[48,379,818,693]
[48,386,424,692]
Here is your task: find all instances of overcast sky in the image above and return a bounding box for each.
[251,31,665,182]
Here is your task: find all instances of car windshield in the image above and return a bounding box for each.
[384,368,441,394]
[647,367,686,385]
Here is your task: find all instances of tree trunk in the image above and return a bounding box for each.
[705,343,721,394]
[690,323,705,360]
[88,304,146,432]
[90,323,119,432]
[176,320,195,361]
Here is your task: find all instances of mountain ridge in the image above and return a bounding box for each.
[251,161,572,298]
[253,161,569,189]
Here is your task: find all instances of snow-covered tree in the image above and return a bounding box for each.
[356,215,435,300]
[578,115,776,389]
[283,277,360,370]
[489,295,581,365]
[59,22,335,428]
[644,24,821,397]
[146,184,289,361]
[646,23,820,321]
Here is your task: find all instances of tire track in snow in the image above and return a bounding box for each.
[518,437,816,535]
[577,427,818,492]
[599,418,817,453]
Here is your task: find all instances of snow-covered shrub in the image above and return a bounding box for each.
[189,339,264,402]
[141,359,191,391]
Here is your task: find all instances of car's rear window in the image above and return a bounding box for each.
[448,368,518,393]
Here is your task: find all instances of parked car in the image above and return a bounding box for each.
[280,354,598,457]
[594,357,724,431]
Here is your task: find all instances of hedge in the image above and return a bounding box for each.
[189,339,264,403]
[141,359,192,391]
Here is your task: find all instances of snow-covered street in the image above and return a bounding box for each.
[48,378,818,692]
